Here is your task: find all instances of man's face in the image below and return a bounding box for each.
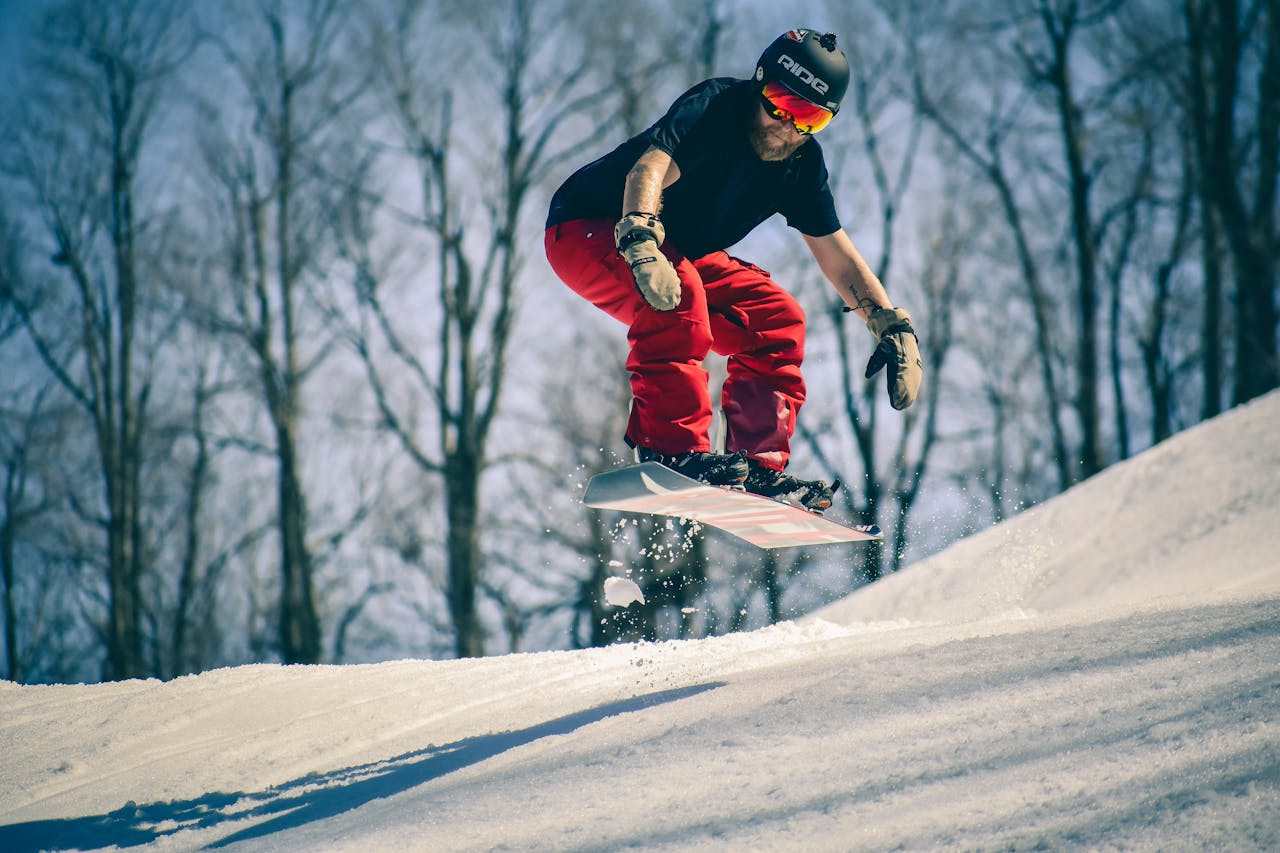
[749,99,810,161]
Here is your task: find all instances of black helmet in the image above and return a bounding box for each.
[755,29,849,114]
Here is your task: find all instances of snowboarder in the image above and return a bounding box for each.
[544,29,923,511]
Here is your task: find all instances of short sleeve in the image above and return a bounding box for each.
[780,149,841,237]
[642,79,732,160]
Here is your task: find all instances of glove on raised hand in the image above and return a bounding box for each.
[865,306,923,410]
[615,212,681,311]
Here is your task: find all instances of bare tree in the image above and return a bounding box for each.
[1138,148,1196,445]
[197,0,366,663]
[1013,0,1112,478]
[0,0,190,679]
[0,385,59,682]
[338,0,634,657]
[906,2,1202,497]
[1186,0,1279,405]
[158,353,278,676]
[518,327,637,648]
[1105,2,1201,445]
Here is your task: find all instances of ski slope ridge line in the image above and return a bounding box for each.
[813,390,1280,628]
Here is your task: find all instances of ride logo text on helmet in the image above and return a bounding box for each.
[776,55,830,95]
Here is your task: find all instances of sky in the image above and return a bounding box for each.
[1,390,1277,851]
[0,1,41,58]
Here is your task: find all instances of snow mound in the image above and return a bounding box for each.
[815,391,1280,628]
[1,396,1277,852]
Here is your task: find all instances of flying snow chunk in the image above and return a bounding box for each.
[603,576,645,608]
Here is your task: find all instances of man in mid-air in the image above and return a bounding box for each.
[545,28,923,511]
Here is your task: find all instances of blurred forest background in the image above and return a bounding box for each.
[1,0,1276,683]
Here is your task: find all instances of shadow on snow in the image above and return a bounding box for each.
[0,681,724,851]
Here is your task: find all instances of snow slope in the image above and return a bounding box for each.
[2,393,1278,852]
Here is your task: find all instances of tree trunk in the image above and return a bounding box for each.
[446,453,484,658]
[277,415,320,663]
[1187,0,1227,419]
[1228,1,1280,403]
[1042,6,1102,478]
[2,462,21,682]
[1196,0,1280,405]
[171,376,211,676]
[104,42,146,681]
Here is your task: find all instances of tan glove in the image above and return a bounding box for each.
[615,212,681,311]
[865,307,923,410]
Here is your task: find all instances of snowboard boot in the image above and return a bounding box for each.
[743,461,839,512]
[635,447,750,487]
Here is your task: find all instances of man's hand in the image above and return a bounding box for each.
[865,307,923,410]
[615,212,681,311]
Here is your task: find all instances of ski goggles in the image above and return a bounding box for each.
[759,81,835,135]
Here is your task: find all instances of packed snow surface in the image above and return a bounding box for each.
[2,393,1279,852]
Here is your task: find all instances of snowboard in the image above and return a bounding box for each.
[582,461,882,549]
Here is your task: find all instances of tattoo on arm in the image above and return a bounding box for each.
[842,295,880,314]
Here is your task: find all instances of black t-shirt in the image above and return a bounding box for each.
[546,78,841,259]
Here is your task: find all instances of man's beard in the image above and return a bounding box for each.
[749,122,807,161]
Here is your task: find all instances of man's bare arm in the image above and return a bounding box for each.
[806,228,923,409]
[803,229,892,321]
[613,147,685,311]
[622,146,682,215]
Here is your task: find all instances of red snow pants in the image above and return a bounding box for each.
[544,218,805,471]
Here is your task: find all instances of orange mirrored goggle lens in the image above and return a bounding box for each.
[760,81,834,134]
